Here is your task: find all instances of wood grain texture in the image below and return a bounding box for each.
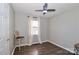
[14,42,74,55]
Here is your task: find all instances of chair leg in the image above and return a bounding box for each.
[19,39,21,51]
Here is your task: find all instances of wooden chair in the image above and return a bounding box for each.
[15,31,24,51]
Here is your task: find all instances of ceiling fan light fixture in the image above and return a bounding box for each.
[43,10,47,13]
[35,3,56,15]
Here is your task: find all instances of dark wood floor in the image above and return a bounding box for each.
[14,42,74,55]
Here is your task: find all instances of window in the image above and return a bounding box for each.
[31,19,39,35]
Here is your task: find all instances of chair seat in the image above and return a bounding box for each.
[16,36,24,39]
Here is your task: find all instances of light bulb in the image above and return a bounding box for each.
[43,10,47,13]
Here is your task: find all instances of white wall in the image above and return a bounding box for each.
[40,18,48,42]
[15,13,28,45]
[15,13,48,46]
[49,7,79,52]
[8,4,15,54]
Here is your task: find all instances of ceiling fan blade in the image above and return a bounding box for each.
[35,10,43,12]
[35,3,56,15]
[47,9,56,11]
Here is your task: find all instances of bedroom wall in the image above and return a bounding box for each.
[8,4,15,54]
[49,7,79,53]
[15,13,48,46]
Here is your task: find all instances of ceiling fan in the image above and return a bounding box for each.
[35,3,56,15]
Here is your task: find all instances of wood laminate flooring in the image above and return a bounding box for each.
[14,42,74,55]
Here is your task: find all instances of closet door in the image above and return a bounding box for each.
[0,4,10,55]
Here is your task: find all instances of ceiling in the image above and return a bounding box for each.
[12,3,79,18]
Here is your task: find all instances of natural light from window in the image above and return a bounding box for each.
[31,19,39,35]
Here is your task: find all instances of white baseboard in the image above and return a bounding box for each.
[16,40,48,47]
[48,40,74,53]
[11,43,29,55]
[32,40,48,45]
[11,40,48,55]
[16,43,29,47]
[11,46,16,55]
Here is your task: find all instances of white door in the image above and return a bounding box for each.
[0,3,10,55]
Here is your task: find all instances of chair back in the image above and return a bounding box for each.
[15,31,20,37]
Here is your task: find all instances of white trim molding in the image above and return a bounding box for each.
[11,46,16,55]
[48,40,74,53]
[16,40,48,47]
